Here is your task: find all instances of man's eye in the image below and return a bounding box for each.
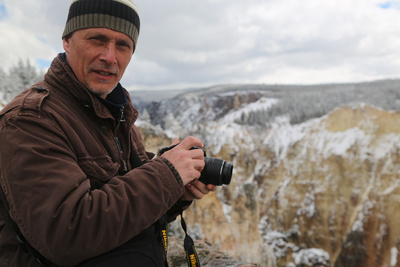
[89,36,105,43]
[117,42,132,50]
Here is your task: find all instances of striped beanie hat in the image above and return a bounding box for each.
[62,0,140,51]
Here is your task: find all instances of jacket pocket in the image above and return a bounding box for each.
[77,155,120,190]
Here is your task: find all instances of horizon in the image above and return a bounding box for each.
[1,0,400,91]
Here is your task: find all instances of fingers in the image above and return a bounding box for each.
[187,180,210,194]
[163,137,218,202]
[183,180,214,200]
[160,136,205,186]
[185,187,204,200]
[170,137,180,147]
[206,184,217,192]
[179,136,203,150]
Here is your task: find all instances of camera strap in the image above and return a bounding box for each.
[180,211,200,267]
[158,145,201,266]
[158,215,169,266]
[159,210,200,267]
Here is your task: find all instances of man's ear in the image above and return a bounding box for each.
[63,37,71,53]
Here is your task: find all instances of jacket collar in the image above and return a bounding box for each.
[44,53,139,127]
[98,84,128,121]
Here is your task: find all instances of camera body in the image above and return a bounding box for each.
[159,145,233,186]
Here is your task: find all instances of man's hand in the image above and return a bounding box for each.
[160,136,205,186]
[182,180,217,201]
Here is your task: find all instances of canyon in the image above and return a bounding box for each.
[134,84,400,266]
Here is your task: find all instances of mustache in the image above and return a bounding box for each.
[89,62,119,75]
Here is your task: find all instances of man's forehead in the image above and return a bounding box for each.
[79,28,133,42]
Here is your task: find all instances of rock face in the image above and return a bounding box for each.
[255,104,400,267]
[138,99,400,267]
[166,237,259,267]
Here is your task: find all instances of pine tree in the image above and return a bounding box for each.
[0,68,8,106]
[9,59,43,91]
[0,59,44,106]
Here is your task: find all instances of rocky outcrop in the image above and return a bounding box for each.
[167,237,259,267]
[138,103,400,267]
[255,104,400,267]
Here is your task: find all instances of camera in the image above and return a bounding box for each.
[159,145,233,186]
[200,155,233,186]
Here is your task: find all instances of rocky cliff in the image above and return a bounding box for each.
[137,89,400,267]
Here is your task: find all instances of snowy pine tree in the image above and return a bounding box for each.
[0,59,44,106]
[0,68,7,106]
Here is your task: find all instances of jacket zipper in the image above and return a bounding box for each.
[114,106,128,172]
[119,106,126,123]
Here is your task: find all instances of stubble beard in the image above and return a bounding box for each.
[86,62,120,98]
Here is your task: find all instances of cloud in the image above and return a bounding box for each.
[0,1,67,71]
[1,0,400,90]
[123,0,400,89]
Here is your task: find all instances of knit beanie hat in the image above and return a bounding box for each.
[62,0,140,51]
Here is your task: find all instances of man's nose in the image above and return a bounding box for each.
[99,45,117,64]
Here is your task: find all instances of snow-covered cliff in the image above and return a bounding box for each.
[134,82,400,267]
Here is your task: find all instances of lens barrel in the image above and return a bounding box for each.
[199,157,233,186]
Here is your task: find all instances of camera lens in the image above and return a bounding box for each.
[199,157,233,186]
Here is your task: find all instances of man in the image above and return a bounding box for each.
[0,0,216,266]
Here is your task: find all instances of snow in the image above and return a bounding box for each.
[198,97,279,154]
[223,97,278,122]
[263,231,293,258]
[391,247,398,267]
[376,133,400,159]
[309,125,400,162]
[204,122,243,155]
[382,179,400,195]
[296,192,316,219]
[222,203,232,224]
[263,119,308,160]
[261,225,331,266]
[293,248,330,266]
[351,199,374,232]
[316,127,367,158]
[260,108,400,170]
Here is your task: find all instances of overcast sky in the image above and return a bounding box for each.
[1,0,400,91]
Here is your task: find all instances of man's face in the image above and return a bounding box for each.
[63,28,134,98]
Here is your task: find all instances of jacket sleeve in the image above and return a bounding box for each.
[0,113,185,265]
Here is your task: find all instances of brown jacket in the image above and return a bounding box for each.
[0,54,185,266]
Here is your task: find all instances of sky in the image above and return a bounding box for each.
[1,0,400,91]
